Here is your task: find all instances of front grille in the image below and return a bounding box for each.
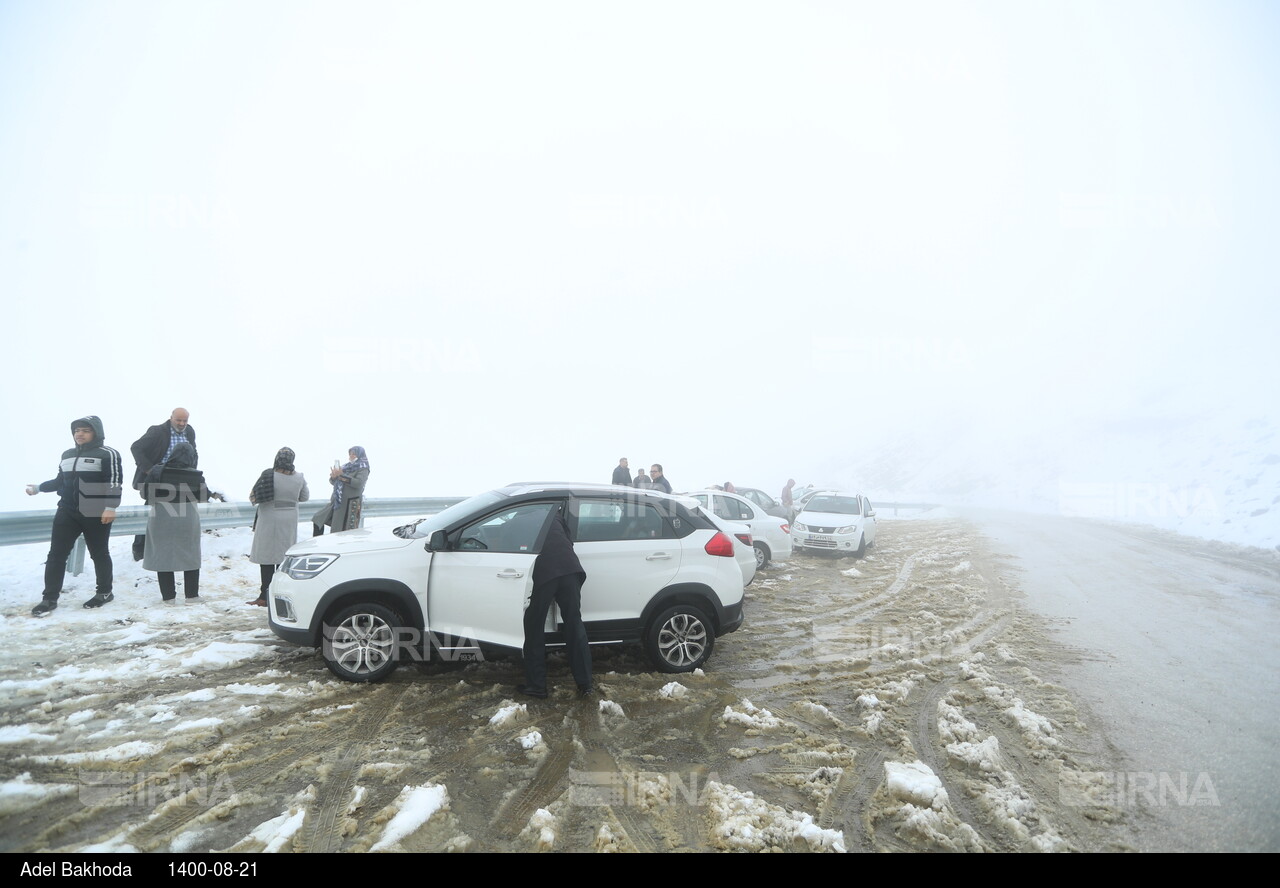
[813,526,835,534]
[806,538,837,548]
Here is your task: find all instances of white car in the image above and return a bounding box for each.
[735,487,790,519]
[268,484,747,681]
[791,491,877,557]
[686,489,793,568]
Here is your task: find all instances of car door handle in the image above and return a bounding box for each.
[497,569,525,578]
[645,553,672,561]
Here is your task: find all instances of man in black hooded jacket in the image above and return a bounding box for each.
[25,416,124,616]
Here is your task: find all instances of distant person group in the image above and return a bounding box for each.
[611,458,671,494]
[24,407,370,617]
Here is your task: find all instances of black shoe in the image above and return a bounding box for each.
[83,592,114,609]
[32,599,58,617]
[577,684,594,697]
[516,684,548,699]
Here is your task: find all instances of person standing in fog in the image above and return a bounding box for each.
[26,415,123,616]
[611,457,631,485]
[634,467,652,489]
[248,447,309,606]
[313,446,369,535]
[141,442,208,603]
[649,464,672,494]
[518,503,592,698]
[781,478,797,520]
[130,408,196,561]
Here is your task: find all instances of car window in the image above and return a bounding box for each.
[710,495,734,521]
[745,489,776,509]
[455,502,555,552]
[711,495,753,521]
[574,498,671,541]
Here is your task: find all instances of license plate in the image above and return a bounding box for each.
[812,534,833,542]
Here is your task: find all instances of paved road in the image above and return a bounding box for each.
[965,509,1280,851]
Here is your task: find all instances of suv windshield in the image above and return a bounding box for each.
[395,491,507,538]
[805,495,860,515]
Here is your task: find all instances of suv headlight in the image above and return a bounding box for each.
[837,525,858,534]
[283,554,339,579]
[793,522,807,532]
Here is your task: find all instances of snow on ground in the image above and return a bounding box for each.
[369,784,450,851]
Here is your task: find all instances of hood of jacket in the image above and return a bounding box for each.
[71,415,106,446]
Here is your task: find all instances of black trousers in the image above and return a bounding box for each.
[157,570,200,600]
[522,573,591,692]
[43,508,114,600]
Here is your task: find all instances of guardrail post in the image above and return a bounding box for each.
[69,538,86,576]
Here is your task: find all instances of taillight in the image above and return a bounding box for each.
[780,523,791,534]
[704,532,735,557]
[734,532,753,547]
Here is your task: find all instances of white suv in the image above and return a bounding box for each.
[268,484,747,682]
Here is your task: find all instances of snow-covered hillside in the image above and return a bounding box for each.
[815,405,1280,551]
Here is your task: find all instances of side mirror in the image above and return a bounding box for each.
[867,509,876,518]
[427,530,448,551]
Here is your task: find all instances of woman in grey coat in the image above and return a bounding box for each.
[142,442,208,602]
[312,446,369,535]
[248,447,309,606]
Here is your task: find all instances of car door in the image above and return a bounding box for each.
[426,500,558,651]
[862,496,877,544]
[570,497,682,624]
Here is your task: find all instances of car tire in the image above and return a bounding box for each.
[645,604,714,673]
[753,542,770,569]
[853,534,866,558]
[323,602,402,683]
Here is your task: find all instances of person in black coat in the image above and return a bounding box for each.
[649,463,672,494]
[611,457,631,486]
[518,504,592,698]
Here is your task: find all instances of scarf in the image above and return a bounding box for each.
[331,445,370,509]
[146,441,197,484]
[251,447,296,504]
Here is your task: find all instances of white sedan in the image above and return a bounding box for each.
[792,491,877,557]
[686,490,793,568]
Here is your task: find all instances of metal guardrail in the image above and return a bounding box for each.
[877,502,939,516]
[0,497,467,575]
[0,496,937,575]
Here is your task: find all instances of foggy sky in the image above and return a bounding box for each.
[2,0,1277,513]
